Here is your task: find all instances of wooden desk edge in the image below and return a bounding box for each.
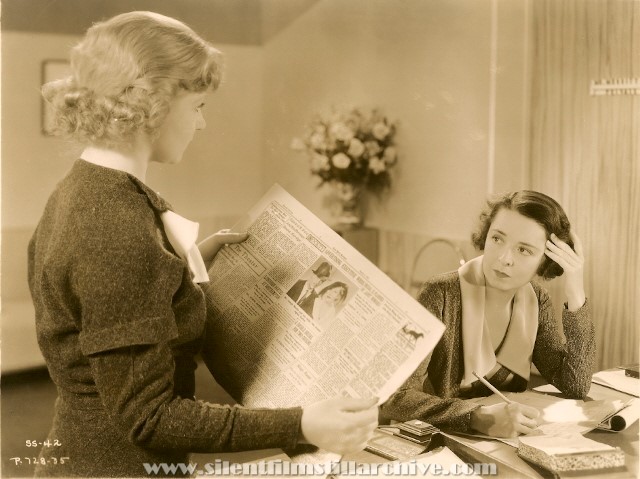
[429,433,545,478]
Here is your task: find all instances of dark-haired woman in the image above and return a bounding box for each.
[381,191,595,438]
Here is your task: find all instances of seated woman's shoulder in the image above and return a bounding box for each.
[529,279,549,295]
[417,270,459,299]
[415,271,460,318]
[422,270,459,288]
[529,280,552,303]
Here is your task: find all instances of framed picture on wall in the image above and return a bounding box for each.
[41,59,71,135]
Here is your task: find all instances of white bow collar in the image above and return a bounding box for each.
[160,211,209,283]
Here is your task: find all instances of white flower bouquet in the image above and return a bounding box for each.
[292,107,398,195]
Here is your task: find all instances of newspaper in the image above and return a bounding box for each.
[202,184,444,408]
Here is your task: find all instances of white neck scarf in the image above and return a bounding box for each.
[458,255,538,386]
[160,211,209,284]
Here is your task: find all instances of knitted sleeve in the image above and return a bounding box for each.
[380,276,480,433]
[72,190,184,354]
[532,286,596,399]
[88,343,302,452]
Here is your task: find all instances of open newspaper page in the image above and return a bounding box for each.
[202,184,444,408]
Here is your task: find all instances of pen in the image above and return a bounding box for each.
[472,371,513,404]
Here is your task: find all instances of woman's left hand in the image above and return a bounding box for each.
[198,229,249,264]
[544,231,586,311]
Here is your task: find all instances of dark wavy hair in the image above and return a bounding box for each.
[471,191,572,280]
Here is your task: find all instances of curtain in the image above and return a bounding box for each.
[529,0,639,369]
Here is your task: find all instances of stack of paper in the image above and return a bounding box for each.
[592,369,640,397]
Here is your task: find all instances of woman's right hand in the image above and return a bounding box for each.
[300,397,378,455]
[470,402,540,438]
[197,229,248,265]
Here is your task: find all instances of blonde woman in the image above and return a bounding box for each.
[29,12,377,477]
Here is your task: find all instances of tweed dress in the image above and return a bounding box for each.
[28,160,302,477]
[380,271,596,432]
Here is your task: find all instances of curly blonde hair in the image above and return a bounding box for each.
[42,11,223,148]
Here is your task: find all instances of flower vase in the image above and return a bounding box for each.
[330,182,364,228]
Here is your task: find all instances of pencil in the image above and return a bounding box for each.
[472,371,513,404]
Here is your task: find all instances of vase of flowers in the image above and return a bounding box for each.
[331,181,364,226]
[292,107,398,227]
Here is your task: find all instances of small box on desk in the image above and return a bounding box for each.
[396,419,439,443]
[365,429,429,461]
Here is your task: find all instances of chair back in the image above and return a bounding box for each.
[408,238,466,296]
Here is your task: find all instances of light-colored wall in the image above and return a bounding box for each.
[261,0,531,240]
[2,33,82,231]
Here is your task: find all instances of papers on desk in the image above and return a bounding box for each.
[471,390,624,447]
[592,369,640,397]
[597,398,640,431]
[532,383,562,394]
[524,385,637,432]
[537,370,640,431]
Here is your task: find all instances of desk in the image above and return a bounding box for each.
[198,379,638,478]
[347,381,639,478]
